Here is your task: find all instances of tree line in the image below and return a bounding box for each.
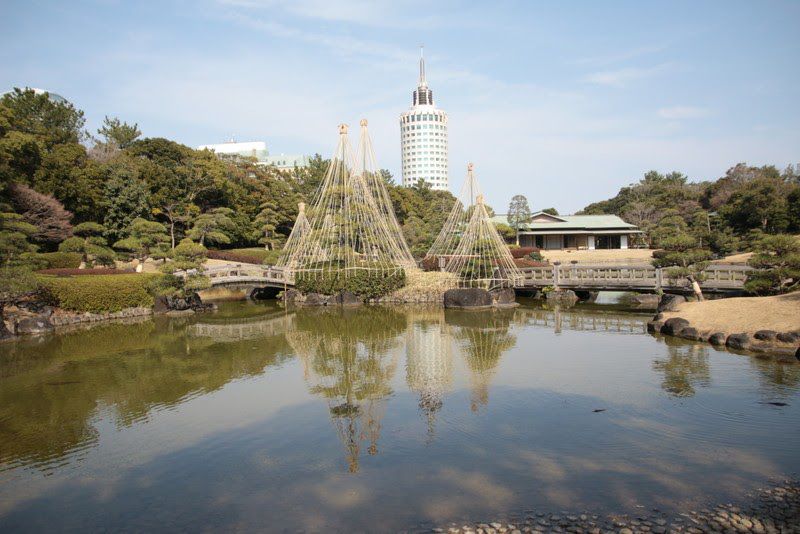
[0,88,457,268]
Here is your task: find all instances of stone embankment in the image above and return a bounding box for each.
[430,481,799,534]
[648,294,800,361]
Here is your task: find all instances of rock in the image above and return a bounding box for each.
[630,294,660,307]
[153,295,170,314]
[166,309,195,317]
[776,332,800,343]
[708,332,728,346]
[546,289,579,304]
[331,291,362,306]
[283,288,301,305]
[14,316,54,335]
[647,321,664,333]
[726,333,751,350]
[444,288,492,308]
[754,330,779,341]
[661,317,690,336]
[679,327,706,341]
[303,293,327,306]
[657,294,686,312]
[490,288,516,306]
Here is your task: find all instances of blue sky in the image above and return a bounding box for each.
[2,0,798,213]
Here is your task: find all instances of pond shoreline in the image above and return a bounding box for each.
[432,480,799,534]
[647,293,800,362]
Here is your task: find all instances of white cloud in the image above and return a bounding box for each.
[657,106,710,120]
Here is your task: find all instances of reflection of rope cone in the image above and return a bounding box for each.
[405,318,453,440]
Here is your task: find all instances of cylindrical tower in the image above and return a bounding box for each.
[399,47,449,191]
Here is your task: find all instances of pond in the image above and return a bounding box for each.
[0,299,798,532]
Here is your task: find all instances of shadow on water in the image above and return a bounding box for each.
[0,301,798,532]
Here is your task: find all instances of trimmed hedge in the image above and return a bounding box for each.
[33,252,83,269]
[510,247,541,259]
[207,248,282,265]
[295,269,406,299]
[36,268,134,276]
[37,273,166,313]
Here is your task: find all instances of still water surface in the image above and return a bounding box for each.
[0,299,798,532]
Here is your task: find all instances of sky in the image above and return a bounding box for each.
[2,0,799,213]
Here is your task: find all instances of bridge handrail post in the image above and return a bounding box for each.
[655,267,663,291]
[552,264,560,289]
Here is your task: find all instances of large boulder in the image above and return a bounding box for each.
[153,295,170,314]
[444,288,492,308]
[708,332,728,346]
[331,291,362,306]
[777,332,800,343]
[545,289,578,305]
[754,330,779,341]
[646,320,664,334]
[283,289,301,305]
[678,327,703,341]
[15,316,54,335]
[629,294,660,308]
[661,317,690,336]
[726,333,751,351]
[657,294,686,313]
[490,288,516,306]
[303,293,328,306]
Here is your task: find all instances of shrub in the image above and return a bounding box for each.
[420,255,441,272]
[510,247,540,259]
[207,248,280,265]
[31,252,82,269]
[295,268,406,299]
[36,268,134,276]
[37,273,166,313]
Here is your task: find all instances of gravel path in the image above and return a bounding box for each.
[424,481,799,534]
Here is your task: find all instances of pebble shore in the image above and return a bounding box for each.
[423,481,799,534]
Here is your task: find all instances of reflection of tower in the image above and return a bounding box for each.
[405,316,453,440]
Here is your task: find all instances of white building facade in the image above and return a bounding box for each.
[400,49,449,191]
[197,139,310,170]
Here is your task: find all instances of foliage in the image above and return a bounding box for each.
[159,238,210,294]
[102,163,150,242]
[507,194,531,245]
[30,251,82,269]
[0,88,86,148]
[541,207,559,216]
[0,266,39,304]
[510,247,539,259]
[745,234,800,294]
[652,233,713,297]
[493,222,516,243]
[188,207,235,246]
[97,116,141,149]
[8,182,72,244]
[0,210,38,265]
[58,221,115,267]
[36,273,164,313]
[295,268,406,299]
[113,218,169,262]
[581,166,800,252]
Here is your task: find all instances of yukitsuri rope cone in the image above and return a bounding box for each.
[444,189,523,290]
[353,119,416,268]
[426,162,484,260]
[275,202,310,270]
[285,124,410,279]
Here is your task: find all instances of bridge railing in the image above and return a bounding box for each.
[193,264,294,285]
[518,263,751,292]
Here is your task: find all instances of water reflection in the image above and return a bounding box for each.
[0,302,798,532]
[652,340,711,398]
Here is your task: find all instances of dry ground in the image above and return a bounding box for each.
[541,248,654,264]
[662,292,800,335]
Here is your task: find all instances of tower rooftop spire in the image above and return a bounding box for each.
[419,45,426,87]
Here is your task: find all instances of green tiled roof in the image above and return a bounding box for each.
[490,212,638,231]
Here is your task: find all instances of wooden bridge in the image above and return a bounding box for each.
[197,263,750,295]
